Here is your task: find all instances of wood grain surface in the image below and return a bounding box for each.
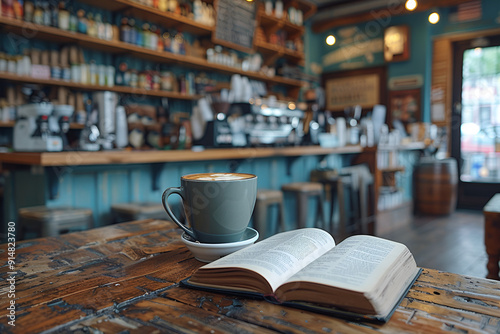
[0,145,363,166]
[1,219,500,333]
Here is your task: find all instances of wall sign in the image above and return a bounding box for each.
[213,0,257,53]
[323,67,387,112]
[388,88,421,126]
[384,25,410,63]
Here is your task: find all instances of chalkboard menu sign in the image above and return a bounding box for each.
[213,0,257,53]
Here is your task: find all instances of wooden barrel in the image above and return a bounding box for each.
[414,158,458,215]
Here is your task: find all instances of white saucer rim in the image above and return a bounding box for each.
[181,227,259,248]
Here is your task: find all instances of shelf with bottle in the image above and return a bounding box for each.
[78,0,215,35]
[0,121,15,127]
[0,71,202,100]
[255,40,304,63]
[0,119,84,130]
[254,28,304,67]
[257,3,307,37]
[0,17,304,91]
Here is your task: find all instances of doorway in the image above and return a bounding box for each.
[452,36,500,209]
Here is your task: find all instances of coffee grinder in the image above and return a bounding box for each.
[93,91,118,150]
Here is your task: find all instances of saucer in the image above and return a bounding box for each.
[181,227,259,263]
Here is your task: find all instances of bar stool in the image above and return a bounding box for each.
[252,189,286,239]
[19,206,93,239]
[281,182,325,230]
[310,164,373,238]
[340,164,374,236]
[310,169,349,236]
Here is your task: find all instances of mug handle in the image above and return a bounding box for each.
[161,187,196,240]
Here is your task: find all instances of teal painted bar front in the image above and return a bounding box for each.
[4,153,356,239]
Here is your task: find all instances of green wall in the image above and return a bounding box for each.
[307,2,500,122]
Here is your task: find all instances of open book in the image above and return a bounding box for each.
[183,228,421,322]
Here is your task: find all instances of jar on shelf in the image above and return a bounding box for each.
[138,71,147,89]
[163,32,172,52]
[130,70,138,88]
[161,71,175,91]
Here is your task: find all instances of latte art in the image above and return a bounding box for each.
[183,173,255,181]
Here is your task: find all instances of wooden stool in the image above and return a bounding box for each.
[484,193,500,280]
[281,182,325,230]
[19,206,93,239]
[253,189,286,239]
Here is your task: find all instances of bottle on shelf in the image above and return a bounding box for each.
[42,1,51,26]
[168,0,178,13]
[68,5,77,32]
[95,13,105,40]
[128,18,137,45]
[150,25,159,51]
[2,0,15,18]
[87,12,97,38]
[33,0,43,24]
[193,0,202,21]
[50,0,58,27]
[163,31,171,52]
[120,17,130,43]
[104,15,113,41]
[142,23,150,48]
[275,0,284,19]
[156,27,164,51]
[158,0,167,12]
[24,0,35,22]
[58,1,69,30]
[77,9,87,34]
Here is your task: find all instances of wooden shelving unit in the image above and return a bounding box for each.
[0,17,304,90]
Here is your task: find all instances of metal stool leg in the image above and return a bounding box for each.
[278,199,286,233]
[315,192,325,229]
[337,178,346,238]
[254,200,269,238]
[297,192,309,229]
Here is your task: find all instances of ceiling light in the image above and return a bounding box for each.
[326,35,336,46]
[405,0,417,11]
[429,12,440,24]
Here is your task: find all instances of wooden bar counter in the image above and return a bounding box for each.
[0,145,363,166]
[2,220,500,333]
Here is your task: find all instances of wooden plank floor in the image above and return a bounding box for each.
[380,209,488,279]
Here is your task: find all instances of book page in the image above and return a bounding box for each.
[199,228,335,292]
[281,235,407,293]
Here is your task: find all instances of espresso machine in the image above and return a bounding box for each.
[194,114,234,148]
[244,104,305,146]
[13,103,63,152]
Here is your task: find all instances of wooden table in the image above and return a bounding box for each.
[2,220,500,333]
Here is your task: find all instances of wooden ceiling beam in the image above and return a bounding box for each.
[312,0,473,33]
